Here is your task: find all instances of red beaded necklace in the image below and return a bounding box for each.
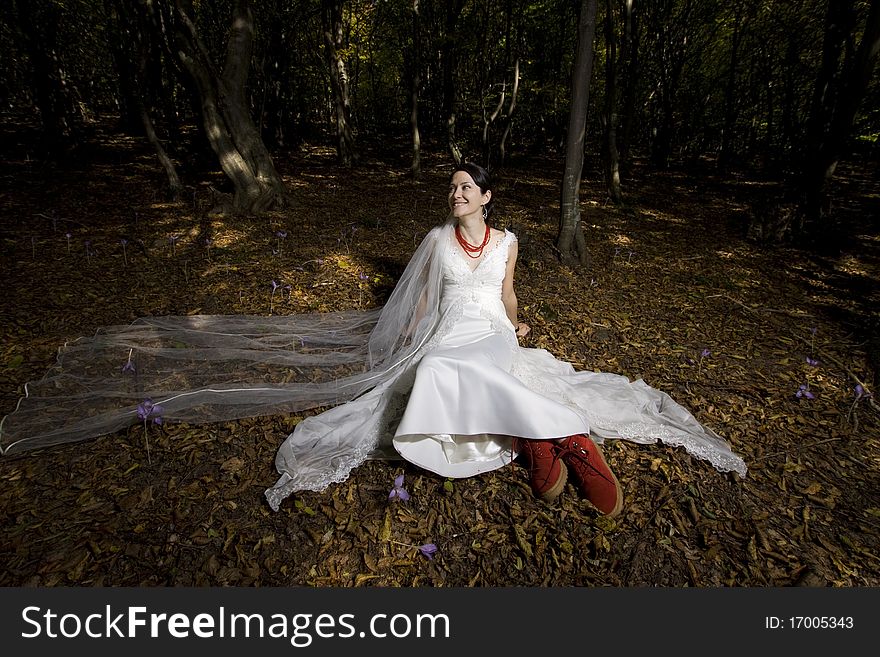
[455,223,491,258]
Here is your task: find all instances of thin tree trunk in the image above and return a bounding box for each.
[14,0,81,155]
[482,84,506,167]
[603,0,622,203]
[749,0,880,244]
[107,0,142,134]
[618,0,637,171]
[322,0,357,166]
[443,0,466,165]
[135,20,181,198]
[718,0,745,170]
[410,0,422,179]
[557,0,599,268]
[802,0,880,224]
[499,58,521,166]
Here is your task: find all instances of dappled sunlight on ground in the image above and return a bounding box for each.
[0,121,878,587]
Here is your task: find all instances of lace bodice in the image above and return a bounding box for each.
[440,229,515,313]
[417,229,520,354]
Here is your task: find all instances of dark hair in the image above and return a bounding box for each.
[451,162,495,220]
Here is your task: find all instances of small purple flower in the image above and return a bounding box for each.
[276,230,287,239]
[122,360,136,374]
[700,348,711,358]
[809,327,818,336]
[418,543,438,560]
[796,384,815,400]
[806,356,819,367]
[359,273,369,281]
[388,474,410,501]
[137,398,164,424]
[271,280,280,292]
[854,384,872,400]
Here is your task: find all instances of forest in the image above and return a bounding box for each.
[0,0,878,588]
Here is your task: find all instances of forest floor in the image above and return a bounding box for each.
[1,121,879,588]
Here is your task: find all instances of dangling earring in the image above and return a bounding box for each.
[482,205,488,221]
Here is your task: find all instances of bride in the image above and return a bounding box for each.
[0,163,746,517]
[266,162,746,516]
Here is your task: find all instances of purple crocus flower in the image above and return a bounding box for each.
[388,474,410,501]
[806,356,819,367]
[122,360,136,374]
[796,384,815,400]
[418,543,438,560]
[137,398,164,424]
[855,384,872,399]
[700,348,711,358]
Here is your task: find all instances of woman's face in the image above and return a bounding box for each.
[448,171,491,220]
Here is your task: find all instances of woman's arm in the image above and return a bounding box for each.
[501,239,530,337]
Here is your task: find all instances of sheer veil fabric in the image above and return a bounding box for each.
[0,218,747,512]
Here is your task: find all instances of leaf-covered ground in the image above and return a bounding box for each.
[1,121,878,587]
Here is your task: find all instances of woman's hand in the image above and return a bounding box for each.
[515,322,531,338]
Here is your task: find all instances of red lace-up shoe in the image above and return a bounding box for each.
[514,438,567,502]
[559,434,623,517]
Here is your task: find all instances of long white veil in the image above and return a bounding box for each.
[0,220,452,458]
[2,215,746,511]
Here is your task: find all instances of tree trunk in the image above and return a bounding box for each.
[443,0,466,165]
[137,35,181,198]
[322,0,357,166]
[557,0,599,268]
[718,0,746,170]
[112,0,181,197]
[602,0,622,203]
[14,0,82,155]
[107,0,143,135]
[801,0,880,223]
[498,58,521,166]
[163,0,285,214]
[748,0,880,245]
[410,0,422,179]
[618,0,638,172]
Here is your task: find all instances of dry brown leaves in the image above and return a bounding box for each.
[1,127,878,587]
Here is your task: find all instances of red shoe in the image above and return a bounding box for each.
[514,438,567,502]
[559,434,623,517]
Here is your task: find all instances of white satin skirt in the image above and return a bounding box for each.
[392,302,589,478]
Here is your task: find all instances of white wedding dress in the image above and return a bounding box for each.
[0,218,745,510]
[265,227,746,510]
